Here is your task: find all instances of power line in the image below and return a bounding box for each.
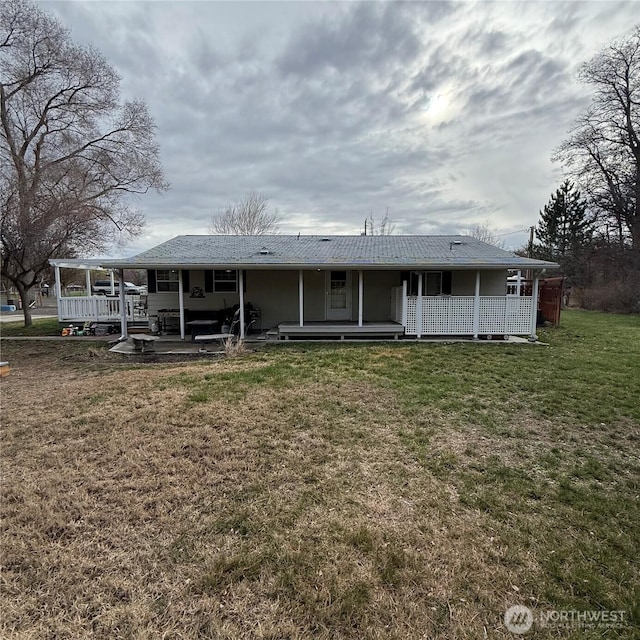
[495,228,531,238]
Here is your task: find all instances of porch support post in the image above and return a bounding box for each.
[358,270,363,327]
[516,269,522,297]
[54,265,62,321]
[239,269,245,338]
[401,280,407,328]
[109,271,115,296]
[298,269,304,327]
[118,269,128,340]
[85,270,92,297]
[54,265,62,299]
[178,269,185,340]
[416,272,423,339]
[473,270,481,340]
[529,271,540,342]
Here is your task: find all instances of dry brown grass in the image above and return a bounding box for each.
[1,335,638,639]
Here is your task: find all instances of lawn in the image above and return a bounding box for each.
[1,316,61,337]
[1,310,638,639]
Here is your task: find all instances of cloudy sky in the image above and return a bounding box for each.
[40,0,638,254]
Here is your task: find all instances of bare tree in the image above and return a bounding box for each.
[209,191,279,235]
[463,221,505,248]
[554,26,640,259]
[364,209,396,235]
[0,0,168,326]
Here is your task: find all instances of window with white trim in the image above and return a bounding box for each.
[214,269,238,292]
[156,269,179,292]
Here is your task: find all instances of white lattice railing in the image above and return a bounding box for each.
[404,296,533,336]
[58,296,146,322]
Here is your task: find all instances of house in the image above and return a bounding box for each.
[50,235,558,341]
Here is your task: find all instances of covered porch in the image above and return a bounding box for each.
[389,269,541,340]
[50,260,147,332]
[49,262,545,342]
[284,268,542,341]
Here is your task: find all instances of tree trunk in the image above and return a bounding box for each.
[15,282,33,328]
[630,221,640,269]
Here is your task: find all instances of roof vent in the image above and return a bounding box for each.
[259,247,271,255]
[449,241,463,250]
[320,237,331,242]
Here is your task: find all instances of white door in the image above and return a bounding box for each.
[326,270,351,321]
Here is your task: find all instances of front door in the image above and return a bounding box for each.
[326,270,351,321]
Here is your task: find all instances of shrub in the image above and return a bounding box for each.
[578,271,640,313]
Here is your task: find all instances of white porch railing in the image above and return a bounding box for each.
[390,287,533,335]
[58,296,146,322]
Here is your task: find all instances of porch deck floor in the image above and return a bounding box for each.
[278,321,404,339]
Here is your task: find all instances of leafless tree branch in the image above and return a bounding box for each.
[554,25,640,257]
[0,0,169,325]
[209,191,280,235]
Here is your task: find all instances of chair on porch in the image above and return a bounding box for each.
[133,294,148,317]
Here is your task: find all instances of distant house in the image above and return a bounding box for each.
[51,235,558,341]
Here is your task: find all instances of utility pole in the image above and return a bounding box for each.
[527,226,535,283]
[527,226,535,258]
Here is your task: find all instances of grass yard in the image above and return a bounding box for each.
[1,310,639,639]
[1,316,62,337]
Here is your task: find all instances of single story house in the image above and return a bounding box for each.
[51,235,557,341]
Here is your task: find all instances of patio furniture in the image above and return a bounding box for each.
[186,319,220,342]
[131,334,159,353]
[157,309,180,334]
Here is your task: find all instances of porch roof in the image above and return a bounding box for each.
[96,235,558,271]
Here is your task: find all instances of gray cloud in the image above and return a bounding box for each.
[277,2,423,77]
[38,0,640,255]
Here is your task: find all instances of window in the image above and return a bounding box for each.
[156,269,179,292]
[214,269,237,292]
[425,272,442,296]
[407,271,449,295]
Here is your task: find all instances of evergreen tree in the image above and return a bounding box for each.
[534,180,594,283]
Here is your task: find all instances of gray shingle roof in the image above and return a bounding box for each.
[102,235,558,270]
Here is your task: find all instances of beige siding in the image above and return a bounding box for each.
[251,270,399,327]
[245,270,299,328]
[452,270,507,296]
[355,271,399,321]
[301,270,325,321]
